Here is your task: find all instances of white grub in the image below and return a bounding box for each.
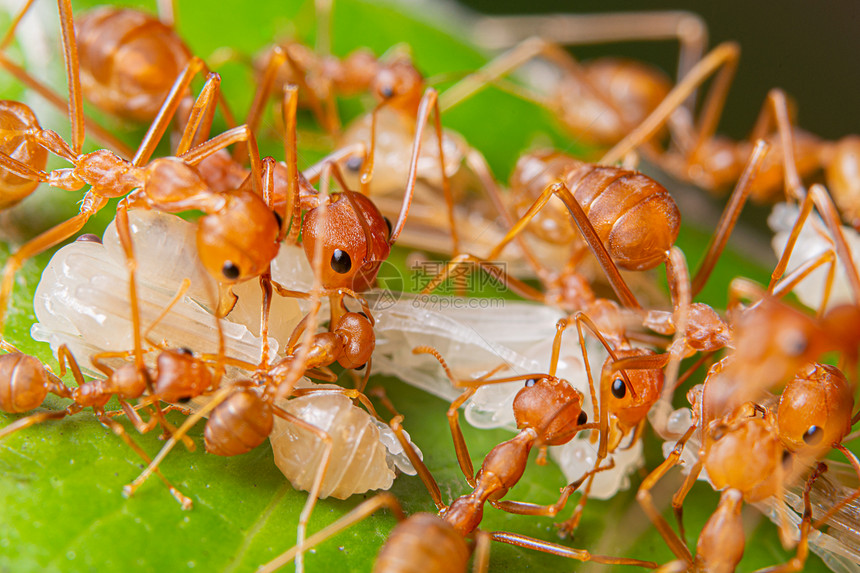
[372,294,642,500]
[31,209,308,374]
[769,202,860,310]
[31,209,416,498]
[272,383,419,500]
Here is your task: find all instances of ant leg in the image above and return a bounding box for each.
[272,406,333,573]
[132,56,207,166]
[239,46,287,154]
[282,85,302,242]
[56,0,83,154]
[769,184,860,304]
[125,384,234,499]
[670,459,704,547]
[0,192,107,334]
[464,148,550,281]
[690,140,769,296]
[386,88,453,250]
[389,414,445,510]
[0,405,81,440]
[179,124,262,195]
[447,387,478,487]
[601,42,740,166]
[489,530,657,568]
[175,73,222,155]
[472,529,491,573]
[473,10,706,100]
[754,463,825,573]
[258,493,405,573]
[812,444,860,529]
[771,250,837,316]
[636,423,698,563]
[97,413,192,509]
[490,458,614,518]
[551,182,642,309]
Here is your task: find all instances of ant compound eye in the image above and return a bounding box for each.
[611,378,626,399]
[577,411,588,426]
[177,396,192,404]
[273,211,284,231]
[782,449,793,469]
[354,363,367,371]
[380,85,394,99]
[346,156,363,172]
[222,261,240,280]
[179,347,193,356]
[803,425,824,445]
[524,378,538,388]
[383,216,393,240]
[331,249,352,274]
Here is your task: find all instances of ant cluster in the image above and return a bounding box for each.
[0,1,858,572]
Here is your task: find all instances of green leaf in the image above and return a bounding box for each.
[0,1,849,572]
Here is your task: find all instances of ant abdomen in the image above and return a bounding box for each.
[204,387,273,457]
[76,8,192,122]
[374,513,470,573]
[0,101,48,208]
[0,353,50,413]
[517,151,680,271]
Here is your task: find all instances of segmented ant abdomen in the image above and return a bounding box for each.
[76,8,192,122]
[197,189,280,284]
[153,350,211,403]
[0,353,50,413]
[204,387,273,456]
[704,413,782,503]
[556,58,671,146]
[301,192,391,292]
[827,135,860,228]
[777,363,853,455]
[0,100,47,208]
[271,391,396,499]
[333,312,375,369]
[566,163,679,271]
[695,489,745,573]
[513,377,583,445]
[374,513,470,573]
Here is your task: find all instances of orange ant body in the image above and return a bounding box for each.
[259,340,658,572]
[443,10,707,148]
[639,395,821,573]
[2,0,235,130]
[0,339,222,509]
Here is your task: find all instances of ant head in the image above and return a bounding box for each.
[153,348,211,403]
[205,386,273,456]
[603,349,663,429]
[703,409,782,502]
[301,191,391,292]
[513,376,585,446]
[777,363,853,455]
[0,353,49,413]
[334,312,375,369]
[197,189,280,285]
[371,57,424,110]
